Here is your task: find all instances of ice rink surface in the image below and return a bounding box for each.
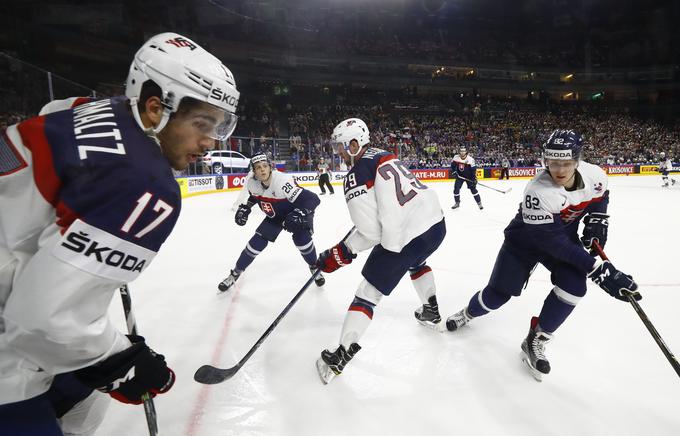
[99,175,680,436]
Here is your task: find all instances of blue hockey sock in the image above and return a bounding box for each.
[467,287,511,318]
[235,234,268,271]
[293,231,317,265]
[537,289,577,333]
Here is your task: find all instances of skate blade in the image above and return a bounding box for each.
[521,353,543,382]
[416,319,444,333]
[316,358,337,385]
[216,284,234,296]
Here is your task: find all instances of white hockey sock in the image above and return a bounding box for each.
[410,265,436,305]
[339,280,383,348]
[339,309,372,349]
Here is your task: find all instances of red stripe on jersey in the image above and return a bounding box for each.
[366,179,374,189]
[17,117,61,206]
[1,129,28,175]
[559,196,604,222]
[254,195,286,203]
[410,266,432,280]
[56,200,80,234]
[377,154,397,166]
[71,97,94,108]
[349,305,373,319]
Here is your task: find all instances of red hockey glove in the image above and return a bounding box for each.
[317,241,357,273]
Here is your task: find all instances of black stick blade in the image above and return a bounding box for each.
[194,364,240,384]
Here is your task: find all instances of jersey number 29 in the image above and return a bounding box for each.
[378,161,426,206]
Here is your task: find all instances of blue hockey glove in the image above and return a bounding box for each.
[588,261,641,302]
[235,203,252,226]
[283,208,314,233]
[581,212,609,249]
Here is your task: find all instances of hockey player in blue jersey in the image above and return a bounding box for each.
[445,130,640,381]
[315,118,446,384]
[0,33,239,434]
[451,147,483,210]
[218,153,323,292]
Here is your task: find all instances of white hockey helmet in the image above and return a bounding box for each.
[660,152,666,158]
[125,32,240,140]
[331,118,370,157]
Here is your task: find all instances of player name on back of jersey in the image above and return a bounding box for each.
[73,99,126,160]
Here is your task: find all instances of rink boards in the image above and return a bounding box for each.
[175,164,677,199]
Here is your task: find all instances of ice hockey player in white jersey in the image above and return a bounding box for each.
[444,130,640,381]
[0,33,240,434]
[658,152,676,187]
[450,147,482,209]
[315,118,446,384]
[218,153,323,292]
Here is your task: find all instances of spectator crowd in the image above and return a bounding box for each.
[3,96,679,172]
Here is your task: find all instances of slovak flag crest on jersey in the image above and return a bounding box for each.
[260,201,275,217]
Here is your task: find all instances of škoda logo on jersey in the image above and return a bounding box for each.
[165,37,197,50]
[53,220,156,282]
[61,231,146,272]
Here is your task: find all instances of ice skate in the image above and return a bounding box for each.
[446,307,472,331]
[414,295,442,331]
[316,343,361,384]
[451,203,460,210]
[477,202,484,210]
[218,269,241,293]
[520,317,553,382]
[310,265,325,287]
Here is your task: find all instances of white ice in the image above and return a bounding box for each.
[99,175,680,436]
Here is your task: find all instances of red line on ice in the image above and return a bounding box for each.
[185,283,242,436]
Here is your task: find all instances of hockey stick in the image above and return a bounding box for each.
[592,242,680,378]
[119,285,160,436]
[456,175,512,194]
[194,227,356,384]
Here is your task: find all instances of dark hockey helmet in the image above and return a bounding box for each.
[543,130,583,161]
[250,153,271,170]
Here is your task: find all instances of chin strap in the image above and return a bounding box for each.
[129,98,170,146]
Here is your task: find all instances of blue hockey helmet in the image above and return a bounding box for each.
[543,130,583,161]
[250,153,271,169]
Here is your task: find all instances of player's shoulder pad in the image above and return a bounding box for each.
[578,161,608,190]
[246,172,261,193]
[362,147,396,167]
[524,175,564,214]
[39,97,95,116]
[271,170,297,188]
